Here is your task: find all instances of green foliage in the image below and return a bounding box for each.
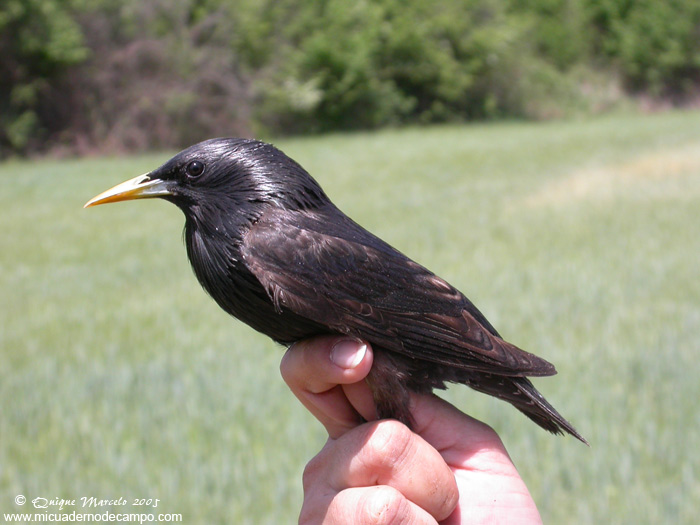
[509,0,591,68]
[0,0,88,154]
[586,0,700,96]
[251,0,700,131]
[253,0,559,131]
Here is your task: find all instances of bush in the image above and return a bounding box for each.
[586,0,700,98]
[66,0,252,153]
[253,0,590,132]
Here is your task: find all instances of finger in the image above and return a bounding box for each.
[321,420,458,521]
[412,395,542,525]
[312,486,438,525]
[341,379,379,425]
[410,393,516,473]
[281,335,374,438]
[407,394,539,525]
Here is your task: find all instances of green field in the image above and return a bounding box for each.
[1,111,699,523]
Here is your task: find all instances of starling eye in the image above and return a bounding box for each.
[186,160,205,178]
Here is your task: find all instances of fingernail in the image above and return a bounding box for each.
[330,339,367,369]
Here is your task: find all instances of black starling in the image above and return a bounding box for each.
[85,138,586,444]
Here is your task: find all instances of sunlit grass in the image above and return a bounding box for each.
[1,110,699,523]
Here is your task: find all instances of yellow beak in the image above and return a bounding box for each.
[84,174,173,208]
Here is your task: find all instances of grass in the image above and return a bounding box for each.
[1,110,699,523]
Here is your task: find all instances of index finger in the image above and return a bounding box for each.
[281,335,375,438]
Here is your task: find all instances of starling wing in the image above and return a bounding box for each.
[242,206,556,376]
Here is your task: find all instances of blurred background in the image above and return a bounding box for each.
[1,1,699,524]
[1,0,699,157]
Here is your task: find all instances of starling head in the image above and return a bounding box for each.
[85,138,329,216]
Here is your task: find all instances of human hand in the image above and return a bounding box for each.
[281,335,543,524]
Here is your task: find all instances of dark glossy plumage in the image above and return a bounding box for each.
[91,138,586,443]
